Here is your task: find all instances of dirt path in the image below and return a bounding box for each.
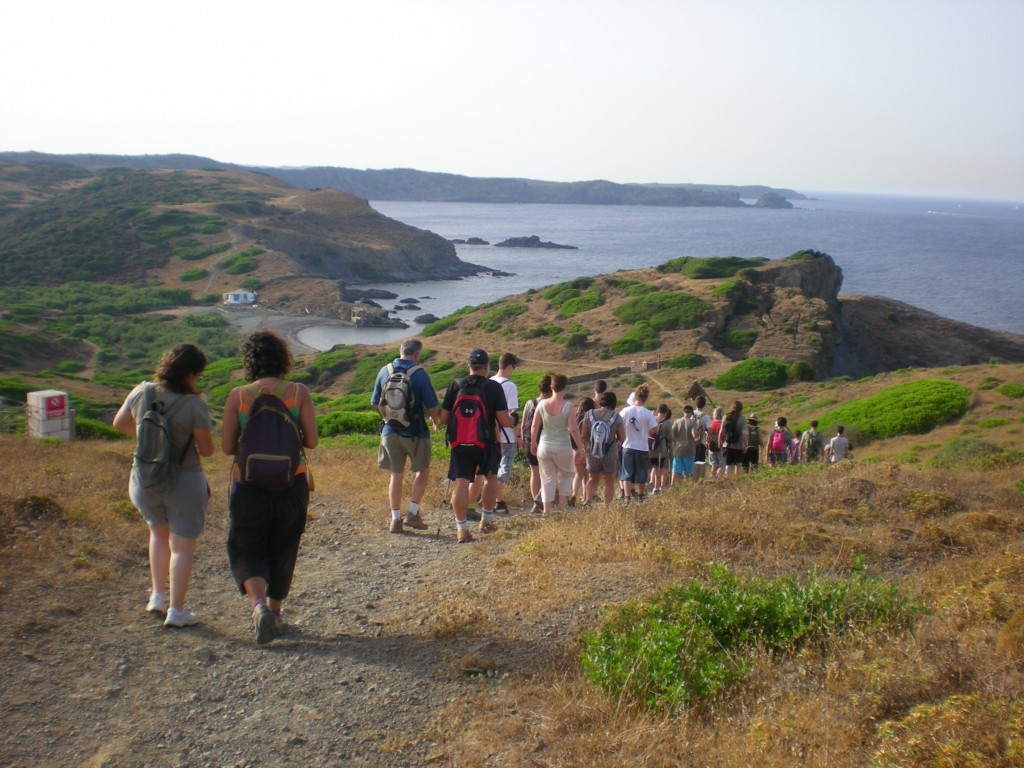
[2,496,559,768]
[643,371,688,409]
[80,340,101,380]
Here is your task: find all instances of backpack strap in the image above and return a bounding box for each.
[405,365,422,378]
[272,380,293,400]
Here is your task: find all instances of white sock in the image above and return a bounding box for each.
[408,501,420,516]
[391,509,402,521]
[482,509,494,523]
[456,519,469,531]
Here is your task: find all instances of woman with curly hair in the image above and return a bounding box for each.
[221,329,318,645]
[113,344,215,628]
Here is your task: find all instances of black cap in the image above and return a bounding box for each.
[467,348,489,366]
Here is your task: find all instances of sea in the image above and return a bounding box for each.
[296,194,1024,350]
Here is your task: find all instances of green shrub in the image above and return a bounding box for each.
[978,376,1000,391]
[176,242,231,261]
[581,563,919,712]
[430,364,468,391]
[427,360,454,374]
[978,418,1012,429]
[813,379,971,440]
[789,360,816,382]
[518,322,562,340]
[179,268,209,282]
[610,321,661,355]
[722,329,758,348]
[55,361,85,373]
[480,302,528,324]
[198,223,222,234]
[657,256,763,279]
[714,358,789,392]
[346,349,399,393]
[215,246,264,273]
[785,249,829,261]
[998,383,1024,399]
[613,292,711,332]
[886,311,899,323]
[312,346,356,376]
[540,277,594,300]
[712,279,746,299]
[546,288,579,307]
[736,267,761,283]
[559,291,604,317]
[810,397,838,409]
[422,305,476,337]
[666,353,706,370]
[316,410,381,437]
[75,417,126,440]
[929,436,1024,470]
[239,278,263,292]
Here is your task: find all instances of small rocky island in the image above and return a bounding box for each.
[449,237,490,245]
[494,235,578,249]
[754,192,793,209]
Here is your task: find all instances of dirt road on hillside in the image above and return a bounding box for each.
[1,492,595,768]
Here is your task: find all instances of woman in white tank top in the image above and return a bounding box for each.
[529,374,583,515]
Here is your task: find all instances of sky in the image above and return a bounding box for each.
[2,1,1023,200]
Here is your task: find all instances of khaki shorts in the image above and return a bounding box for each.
[378,433,431,474]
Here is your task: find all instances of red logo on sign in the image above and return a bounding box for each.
[45,395,66,419]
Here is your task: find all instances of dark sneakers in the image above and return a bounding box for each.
[495,501,509,514]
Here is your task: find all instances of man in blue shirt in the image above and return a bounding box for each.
[371,338,440,533]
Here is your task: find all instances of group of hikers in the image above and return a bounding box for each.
[114,332,853,645]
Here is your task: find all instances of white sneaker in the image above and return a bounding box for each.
[147,592,169,614]
[164,607,199,627]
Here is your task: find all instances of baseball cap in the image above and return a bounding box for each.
[467,348,489,366]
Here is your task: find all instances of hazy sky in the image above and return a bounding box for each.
[3,1,1022,199]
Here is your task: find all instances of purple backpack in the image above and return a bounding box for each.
[237,382,303,492]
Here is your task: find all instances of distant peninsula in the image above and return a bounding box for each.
[494,236,577,249]
[0,152,805,209]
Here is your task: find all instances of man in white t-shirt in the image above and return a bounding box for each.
[491,353,519,513]
[826,424,852,464]
[619,385,660,500]
[691,395,713,482]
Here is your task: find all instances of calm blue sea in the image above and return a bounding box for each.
[297,194,1024,350]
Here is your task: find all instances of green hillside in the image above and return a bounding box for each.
[0,169,267,285]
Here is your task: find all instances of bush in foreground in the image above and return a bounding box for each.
[815,379,971,440]
[714,357,789,391]
[581,563,919,712]
[788,359,816,382]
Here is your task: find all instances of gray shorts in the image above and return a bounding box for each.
[129,470,209,539]
[378,432,431,474]
[707,449,726,469]
[496,442,516,483]
[586,451,620,476]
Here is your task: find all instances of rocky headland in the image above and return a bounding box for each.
[754,192,793,209]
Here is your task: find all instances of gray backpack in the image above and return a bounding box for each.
[132,384,194,493]
[378,363,422,429]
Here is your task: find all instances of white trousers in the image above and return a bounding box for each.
[537,444,574,503]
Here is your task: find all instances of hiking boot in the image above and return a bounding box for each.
[389,518,404,534]
[465,509,481,522]
[495,501,509,514]
[253,603,277,645]
[457,529,475,544]
[478,520,498,534]
[531,498,543,515]
[164,607,198,628]
[147,592,169,614]
[402,512,428,530]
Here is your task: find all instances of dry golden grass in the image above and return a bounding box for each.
[427,455,1024,766]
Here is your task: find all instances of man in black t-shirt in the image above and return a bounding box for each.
[439,349,513,543]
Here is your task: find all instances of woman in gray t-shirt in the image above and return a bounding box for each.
[113,344,215,628]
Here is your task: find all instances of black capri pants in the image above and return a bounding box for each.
[227,475,309,601]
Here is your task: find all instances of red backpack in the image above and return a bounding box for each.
[446,376,492,453]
